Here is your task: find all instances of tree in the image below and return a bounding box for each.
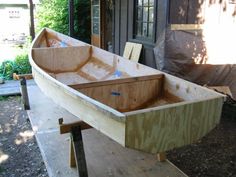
[36,0,69,34]
[36,0,90,43]
[29,0,35,40]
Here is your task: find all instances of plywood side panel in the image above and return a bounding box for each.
[45,28,88,47]
[91,46,161,77]
[115,55,161,76]
[32,46,91,73]
[125,97,224,153]
[164,74,224,101]
[77,75,164,112]
[91,46,116,66]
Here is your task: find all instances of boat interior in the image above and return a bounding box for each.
[32,30,184,112]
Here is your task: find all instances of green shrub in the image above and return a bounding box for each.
[0,36,32,80]
[0,60,15,80]
[0,53,31,80]
[14,54,32,75]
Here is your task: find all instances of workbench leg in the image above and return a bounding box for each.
[20,77,30,110]
[71,126,88,177]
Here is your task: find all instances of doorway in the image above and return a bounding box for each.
[91,0,113,51]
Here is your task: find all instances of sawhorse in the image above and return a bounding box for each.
[58,118,92,177]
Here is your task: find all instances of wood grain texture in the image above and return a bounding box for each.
[123,42,133,59]
[32,46,91,73]
[125,97,224,153]
[122,42,142,62]
[170,24,204,30]
[78,75,164,112]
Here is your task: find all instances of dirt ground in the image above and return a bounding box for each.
[0,96,235,177]
[0,96,48,177]
[167,106,236,177]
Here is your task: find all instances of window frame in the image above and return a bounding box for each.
[133,0,157,43]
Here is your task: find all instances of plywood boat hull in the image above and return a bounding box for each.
[30,28,224,153]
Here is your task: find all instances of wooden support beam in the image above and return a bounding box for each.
[13,73,33,80]
[58,118,92,134]
[157,152,166,162]
[20,77,30,110]
[71,126,88,177]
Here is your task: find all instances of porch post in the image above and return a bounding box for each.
[69,0,75,37]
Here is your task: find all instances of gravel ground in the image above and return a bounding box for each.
[0,96,48,177]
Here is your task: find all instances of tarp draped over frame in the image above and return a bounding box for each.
[154,28,236,98]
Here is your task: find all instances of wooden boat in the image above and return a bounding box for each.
[30,28,224,153]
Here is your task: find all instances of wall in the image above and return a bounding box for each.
[0,4,29,38]
[112,0,168,68]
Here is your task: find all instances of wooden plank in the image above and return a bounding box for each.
[170,24,204,30]
[32,46,91,73]
[125,97,224,153]
[59,119,92,134]
[130,43,142,62]
[163,73,224,101]
[78,75,164,112]
[123,42,133,59]
[123,42,142,62]
[13,73,33,80]
[69,74,164,89]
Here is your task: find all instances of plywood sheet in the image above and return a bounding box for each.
[125,97,224,153]
[32,46,91,73]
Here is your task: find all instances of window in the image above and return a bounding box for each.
[9,10,20,18]
[134,0,155,40]
[92,0,100,35]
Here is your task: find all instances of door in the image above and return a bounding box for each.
[91,0,112,49]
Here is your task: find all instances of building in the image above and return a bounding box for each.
[0,0,39,40]
[90,0,236,97]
